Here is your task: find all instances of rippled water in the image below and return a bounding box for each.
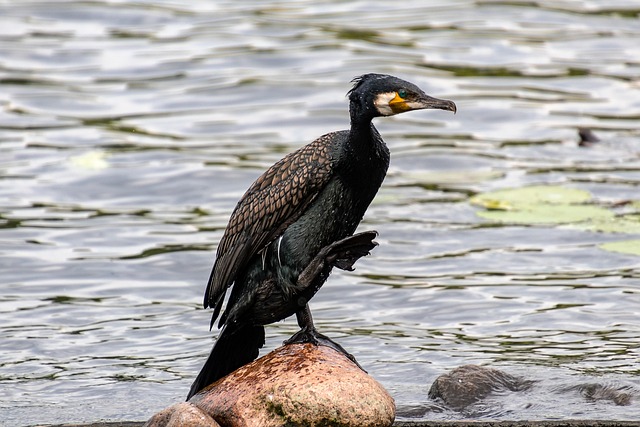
[1,1,639,425]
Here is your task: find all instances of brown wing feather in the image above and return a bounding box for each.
[204,133,336,319]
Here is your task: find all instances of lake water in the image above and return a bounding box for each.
[1,1,639,425]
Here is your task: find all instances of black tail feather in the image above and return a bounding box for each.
[186,323,265,400]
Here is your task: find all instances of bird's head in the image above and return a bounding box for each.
[348,73,456,120]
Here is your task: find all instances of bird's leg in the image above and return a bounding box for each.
[284,304,365,371]
[283,231,378,372]
[284,303,316,344]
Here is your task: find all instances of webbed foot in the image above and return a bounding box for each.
[284,326,366,373]
[324,230,378,271]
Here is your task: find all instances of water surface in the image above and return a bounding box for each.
[1,0,639,425]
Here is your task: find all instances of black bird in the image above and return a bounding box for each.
[187,74,456,399]
[578,127,600,147]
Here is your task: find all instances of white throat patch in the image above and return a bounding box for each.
[373,92,397,116]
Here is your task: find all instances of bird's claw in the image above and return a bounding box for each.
[284,326,367,373]
[324,230,378,271]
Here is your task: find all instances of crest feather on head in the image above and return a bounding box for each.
[348,74,389,98]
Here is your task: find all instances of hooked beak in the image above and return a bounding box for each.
[409,94,457,114]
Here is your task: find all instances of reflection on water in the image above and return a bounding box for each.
[1,0,639,425]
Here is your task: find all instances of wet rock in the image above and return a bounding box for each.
[144,402,220,427]
[186,343,395,427]
[428,364,533,410]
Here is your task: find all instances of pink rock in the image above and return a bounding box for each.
[188,343,395,427]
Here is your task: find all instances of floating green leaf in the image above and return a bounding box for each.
[476,203,614,224]
[471,185,640,255]
[471,185,592,209]
[471,185,611,224]
[600,240,640,256]
[575,214,640,234]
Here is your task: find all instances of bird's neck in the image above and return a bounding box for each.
[343,114,390,210]
[348,117,384,155]
[347,99,384,150]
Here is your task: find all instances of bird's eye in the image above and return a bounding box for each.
[398,89,407,99]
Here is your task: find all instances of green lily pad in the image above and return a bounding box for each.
[476,203,614,224]
[471,185,612,225]
[600,239,640,256]
[575,214,640,234]
[471,185,592,209]
[471,185,640,255]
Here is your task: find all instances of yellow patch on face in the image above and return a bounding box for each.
[374,91,411,116]
[389,92,411,113]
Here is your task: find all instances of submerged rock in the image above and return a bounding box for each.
[428,364,533,410]
[146,343,395,427]
[563,383,634,406]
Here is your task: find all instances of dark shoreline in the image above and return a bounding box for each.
[36,420,640,427]
[394,422,640,427]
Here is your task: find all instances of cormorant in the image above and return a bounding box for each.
[187,74,456,399]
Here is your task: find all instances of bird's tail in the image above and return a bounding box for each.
[186,323,265,400]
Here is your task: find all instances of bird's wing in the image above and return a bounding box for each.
[204,133,337,321]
